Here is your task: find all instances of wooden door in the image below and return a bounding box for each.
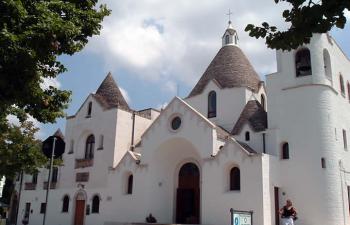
[74,200,85,225]
[176,163,200,224]
[274,187,280,225]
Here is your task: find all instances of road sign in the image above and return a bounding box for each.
[230,209,253,225]
[42,136,65,159]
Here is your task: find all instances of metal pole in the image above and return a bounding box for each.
[42,137,56,225]
[15,171,23,225]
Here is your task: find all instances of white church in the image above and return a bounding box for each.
[8,20,350,225]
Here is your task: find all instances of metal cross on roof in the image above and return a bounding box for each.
[226,9,233,22]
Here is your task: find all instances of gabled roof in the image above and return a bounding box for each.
[236,141,257,154]
[188,45,261,97]
[231,100,267,135]
[53,129,64,140]
[93,72,130,110]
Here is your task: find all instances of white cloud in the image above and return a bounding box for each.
[120,87,131,103]
[6,114,20,126]
[40,77,61,90]
[156,102,168,110]
[161,80,177,95]
[345,10,350,20]
[87,0,289,89]
[6,114,45,139]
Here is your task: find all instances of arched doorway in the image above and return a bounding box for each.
[176,162,200,224]
[74,192,86,225]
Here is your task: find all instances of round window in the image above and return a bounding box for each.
[171,116,182,130]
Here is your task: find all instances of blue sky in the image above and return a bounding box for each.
[38,0,350,139]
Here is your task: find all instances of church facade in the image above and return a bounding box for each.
[9,22,350,225]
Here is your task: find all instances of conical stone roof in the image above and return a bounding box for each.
[93,72,130,110]
[188,45,261,97]
[53,128,64,140]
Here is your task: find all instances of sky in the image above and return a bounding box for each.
[37,0,350,140]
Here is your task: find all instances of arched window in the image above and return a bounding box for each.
[261,94,266,110]
[85,135,95,159]
[347,82,350,101]
[62,195,69,213]
[87,102,92,117]
[323,49,332,81]
[245,131,250,141]
[282,142,289,159]
[208,91,217,118]
[230,167,240,191]
[225,35,230,45]
[295,48,312,77]
[340,74,345,96]
[127,174,133,194]
[91,195,100,213]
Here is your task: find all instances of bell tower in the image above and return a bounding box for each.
[222,10,238,47]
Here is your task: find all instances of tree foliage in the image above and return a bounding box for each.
[0,0,110,123]
[0,0,110,178]
[0,120,47,178]
[245,0,350,50]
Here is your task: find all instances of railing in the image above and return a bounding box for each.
[24,182,36,190]
[75,158,93,169]
[43,182,57,189]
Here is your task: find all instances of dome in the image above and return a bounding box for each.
[188,45,261,97]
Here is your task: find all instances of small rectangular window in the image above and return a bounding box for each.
[68,140,74,154]
[32,173,38,184]
[52,167,58,183]
[321,158,326,168]
[343,129,347,149]
[40,203,46,214]
[87,102,92,117]
[98,135,104,150]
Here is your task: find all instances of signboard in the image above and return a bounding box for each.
[42,135,65,159]
[230,209,253,225]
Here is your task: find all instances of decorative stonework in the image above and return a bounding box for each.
[76,172,89,182]
[75,159,93,169]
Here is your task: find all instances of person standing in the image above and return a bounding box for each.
[280,199,297,225]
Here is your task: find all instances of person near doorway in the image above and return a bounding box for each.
[279,199,297,225]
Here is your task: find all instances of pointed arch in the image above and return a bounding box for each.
[91,195,100,213]
[208,91,217,118]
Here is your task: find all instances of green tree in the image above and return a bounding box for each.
[0,0,110,123]
[245,0,349,50]
[0,120,47,178]
[0,0,110,178]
